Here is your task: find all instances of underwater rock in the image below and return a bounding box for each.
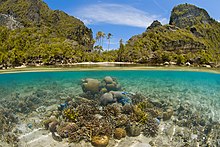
[114,128,126,139]
[103,76,121,91]
[104,76,114,84]
[52,132,63,142]
[106,83,118,91]
[100,93,116,106]
[91,135,109,147]
[49,120,59,133]
[82,78,100,94]
[43,116,58,130]
[110,91,132,105]
[163,108,174,121]
[110,91,125,99]
[127,122,142,137]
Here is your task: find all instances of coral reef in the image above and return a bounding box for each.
[114,128,126,139]
[63,108,79,121]
[42,76,163,145]
[41,76,220,146]
[91,135,109,147]
[143,118,159,137]
[82,78,101,94]
[0,108,19,146]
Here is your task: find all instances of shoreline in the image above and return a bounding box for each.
[0,62,220,74]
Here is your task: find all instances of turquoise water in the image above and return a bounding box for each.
[0,70,220,121]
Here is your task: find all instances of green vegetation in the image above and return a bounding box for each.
[0,1,220,68]
[0,0,95,67]
[117,4,220,66]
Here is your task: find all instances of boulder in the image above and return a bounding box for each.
[82,78,100,94]
[104,76,114,84]
[100,93,115,106]
[110,91,125,100]
[106,83,118,91]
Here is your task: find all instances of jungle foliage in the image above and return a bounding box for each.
[0,2,220,67]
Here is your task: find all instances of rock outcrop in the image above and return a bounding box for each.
[147,20,162,30]
[169,3,212,28]
[0,0,93,48]
[0,14,23,29]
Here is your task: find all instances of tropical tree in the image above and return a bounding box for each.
[96,31,105,48]
[107,33,112,51]
[100,31,105,47]
[95,32,101,46]
[117,39,125,61]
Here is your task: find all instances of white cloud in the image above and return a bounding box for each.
[75,3,168,28]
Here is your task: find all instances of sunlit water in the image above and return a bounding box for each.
[0,70,220,121]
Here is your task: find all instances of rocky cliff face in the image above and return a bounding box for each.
[169,4,212,28]
[0,0,93,48]
[0,13,23,29]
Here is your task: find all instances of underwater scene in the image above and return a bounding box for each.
[0,70,220,147]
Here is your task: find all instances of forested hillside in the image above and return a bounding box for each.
[118,4,220,66]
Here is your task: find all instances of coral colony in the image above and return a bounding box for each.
[44,76,171,146]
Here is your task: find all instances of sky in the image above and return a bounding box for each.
[43,0,220,50]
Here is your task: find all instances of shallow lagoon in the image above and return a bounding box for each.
[0,68,220,146]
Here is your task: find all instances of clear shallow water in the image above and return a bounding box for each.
[0,70,220,121]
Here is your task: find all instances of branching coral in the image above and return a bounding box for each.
[63,108,79,122]
[132,105,149,124]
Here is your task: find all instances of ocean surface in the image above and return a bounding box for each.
[0,70,220,121]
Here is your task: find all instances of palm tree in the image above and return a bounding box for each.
[107,33,112,51]
[100,32,105,47]
[96,32,101,46]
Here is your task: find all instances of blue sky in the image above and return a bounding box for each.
[43,0,220,50]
